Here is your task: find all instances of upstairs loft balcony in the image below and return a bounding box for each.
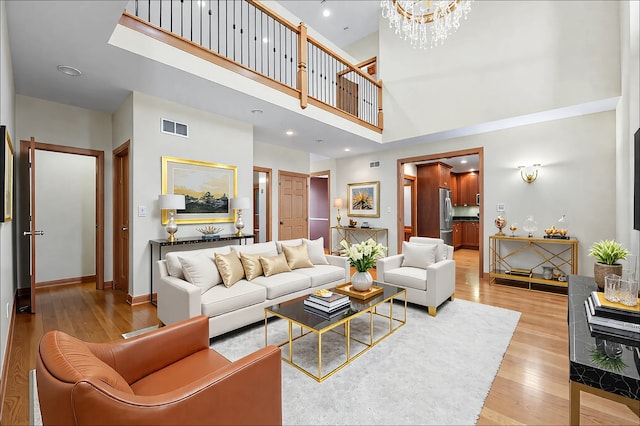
[120,0,383,133]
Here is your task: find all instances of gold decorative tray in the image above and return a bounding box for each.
[334,283,384,300]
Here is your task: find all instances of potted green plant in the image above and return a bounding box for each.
[588,240,630,288]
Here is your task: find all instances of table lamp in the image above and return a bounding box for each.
[159,194,185,242]
[334,198,343,227]
[230,197,250,236]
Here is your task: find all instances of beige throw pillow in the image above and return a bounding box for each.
[177,255,221,294]
[240,252,266,280]
[259,253,292,277]
[303,238,329,265]
[282,243,314,270]
[214,252,245,287]
[401,241,437,269]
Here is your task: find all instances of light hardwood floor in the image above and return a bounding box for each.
[1,249,638,425]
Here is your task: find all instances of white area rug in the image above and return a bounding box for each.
[212,299,521,425]
[30,300,520,425]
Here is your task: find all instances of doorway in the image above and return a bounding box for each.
[113,141,130,294]
[253,166,272,243]
[309,171,330,251]
[278,170,309,240]
[397,148,484,279]
[19,139,104,313]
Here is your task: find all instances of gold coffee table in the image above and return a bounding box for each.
[264,282,406,382]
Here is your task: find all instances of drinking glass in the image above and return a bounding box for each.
[604,274,621,303]
[618,279,639,306]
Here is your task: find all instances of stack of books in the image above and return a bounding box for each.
[303,292,350,319]
[584,291,640,344]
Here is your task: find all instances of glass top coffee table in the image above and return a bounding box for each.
[264,282,406,382]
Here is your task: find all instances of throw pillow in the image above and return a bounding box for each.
[401,241,437,269]
[214,252,245,287]
[303,237,330,265]
[435,244,447,262]
[239,252,267,280]
[177,255,221,294]
[259,253,292,277]
[282,243,314,269]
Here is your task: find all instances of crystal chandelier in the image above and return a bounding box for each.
[381,0,472,49]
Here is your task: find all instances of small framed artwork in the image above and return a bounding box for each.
[0,125,14,222]
[161,156,237,224]
[347,181,380,218]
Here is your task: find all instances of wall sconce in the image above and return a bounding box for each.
[518,164,541,183]
[230,197,250,236]
[333,198,343,227]
[159,194,186,242]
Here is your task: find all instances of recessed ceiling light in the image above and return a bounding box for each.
[286,130,294,136]
[57,65,82,77]
[344,148,350,152]
[323,9,331,17]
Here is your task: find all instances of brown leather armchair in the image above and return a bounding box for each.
[36,315,282,425]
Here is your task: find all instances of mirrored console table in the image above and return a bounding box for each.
[149,234,254,305]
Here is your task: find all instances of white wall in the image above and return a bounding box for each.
[254,141,310,240]
[130,92,254,297]
[379,0,621,143]
[15,96,113,288]
[0,0,15,388]
[35,151,95,282]
[333,111,617,277]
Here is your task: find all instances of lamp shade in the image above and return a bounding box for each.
[230,197,250,210]
[333,198,343,208]
[159,194,185,210]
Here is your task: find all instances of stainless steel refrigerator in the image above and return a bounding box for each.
[439,188,453,245]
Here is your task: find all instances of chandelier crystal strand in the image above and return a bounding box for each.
[381,0,472,49]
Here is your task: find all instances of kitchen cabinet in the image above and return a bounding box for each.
[452,222,462,249]
[416,162,453,238]
[462,221,479,249]
[459,171,479,206]
[450,173,459,206]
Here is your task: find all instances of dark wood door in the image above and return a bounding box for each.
[113,142,129,294]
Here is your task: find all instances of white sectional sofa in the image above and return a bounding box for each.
[156,238,349,338]
[376,237,455,317]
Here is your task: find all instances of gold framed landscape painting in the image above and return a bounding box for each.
[1,125,13,222]
[161,156,237,224]
[347,181,379,218]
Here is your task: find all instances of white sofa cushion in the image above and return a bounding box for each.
[384,266,428,291]
[177,255,221,294]
[165,246,231,280]
[293,264,346,287]
[200,281,267,317]
[303,238,330,265]
[409,237,447,262]
[233,241,278,257]
[401,241,437,269]
[276,238,303,253]
[252,272,311,299]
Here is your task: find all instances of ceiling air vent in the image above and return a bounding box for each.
[369,160,381,168]
[161,118,189,138]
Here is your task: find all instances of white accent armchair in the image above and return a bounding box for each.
[376,237,455,316]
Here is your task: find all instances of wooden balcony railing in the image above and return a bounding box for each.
[121,0,382,132]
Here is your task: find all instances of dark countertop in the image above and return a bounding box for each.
[453,216,479,222]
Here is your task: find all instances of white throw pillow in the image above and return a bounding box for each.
[303,238,329,265]
[401,241,437,269]
[435,244,447,262]
[276,239,303,254]
[177,255,221,294]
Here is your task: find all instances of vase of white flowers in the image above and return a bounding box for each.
[340,238,387,291]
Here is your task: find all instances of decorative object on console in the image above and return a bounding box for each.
[509,223,518,237]
[518,163,541,183]
[494,215,506,235]
[589,239,630,288]
[334,197,343,227]
[349,219,357,227]
[230,197,250,236]
[196,225,223,239]
[158,194,185,242]
[347,181,380,218]
[522,215,537,237]
[380,0,472,49]
[340,238,387,291]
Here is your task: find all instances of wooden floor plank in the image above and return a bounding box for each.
[1,248,638,425]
